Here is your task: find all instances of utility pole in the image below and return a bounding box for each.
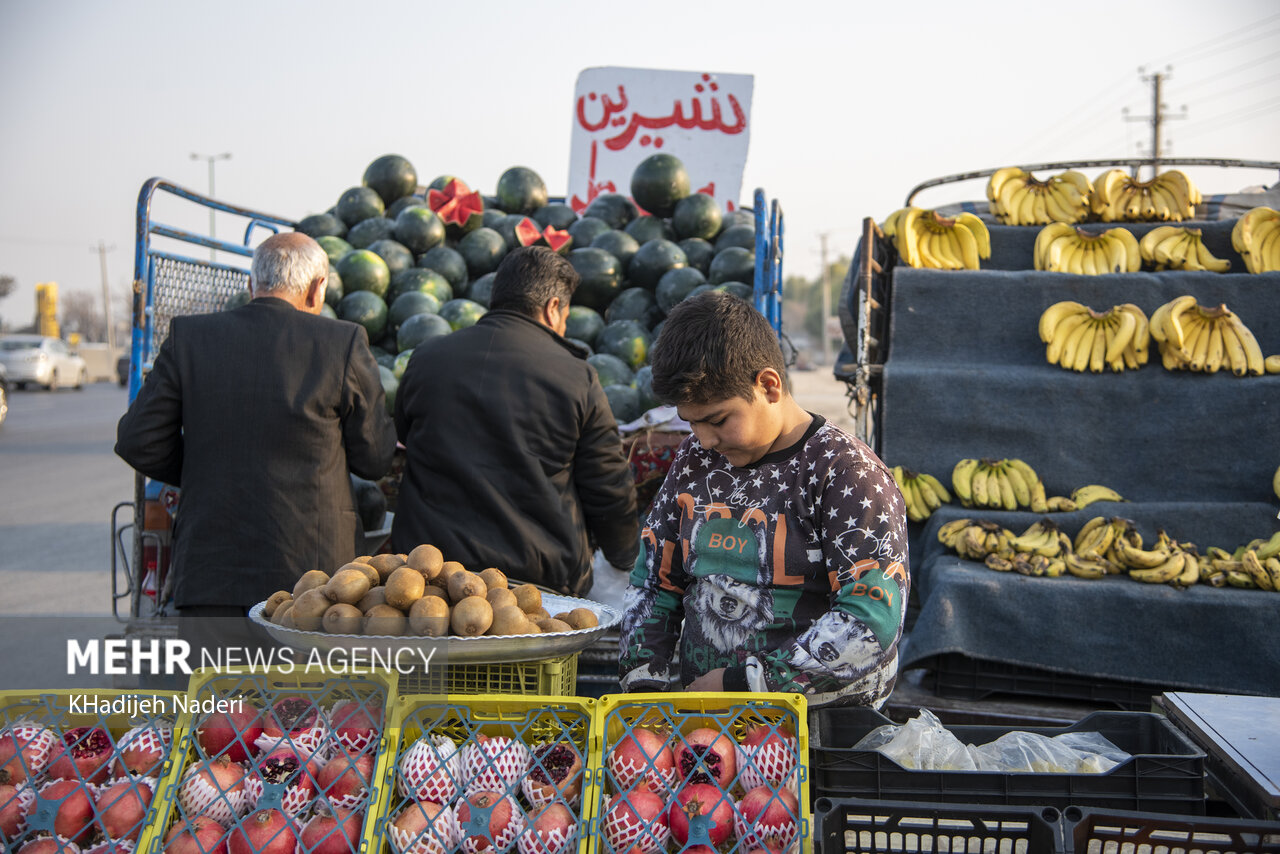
[190,151,231,262]
[819,233,832,366]
[1125,68,1186,179]
[92,241,116,351]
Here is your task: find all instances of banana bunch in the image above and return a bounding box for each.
[987,168,1092,225]
[1039,301,1149,372]
[1204,531,1280,590]
[1033,223,1141,274]
[1138,226,1231,272]
[882,207,992,270]
[1069,516,1200,586]
[938,518,1016,561]
[939,517,1074,577]
[1091,169,1200,222]
[1150,296,1265,375]
[952,458,1063,511]
[892,466,953,522]
[1231,206,1280,273]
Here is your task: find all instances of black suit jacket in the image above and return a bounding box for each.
[115,298,396,608]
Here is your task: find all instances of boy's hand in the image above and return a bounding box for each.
[686,668,726,691]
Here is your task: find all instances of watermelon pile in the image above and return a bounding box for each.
[295,153,759,421]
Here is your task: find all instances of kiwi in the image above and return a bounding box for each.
[408,596,450,637]
[528,606,551,622]
[407,543,445,580]
[486,587,517,610]
[552,611,572,622]
[337,561,380,587]
[291,588,331,632]
[277,607,297,630]
[322,603,364,635]
[422,585,447,600]
[513,584,543,614]
[272,600,295,626]
[488,605,531,636]
[368,553,407,584]
[325,568,372,605]
[447,570,487,604]
[537,617,573,633]
[352,555,374,565]
[357,586,388,613]
[437,561,466,588]
[263,590,292,618]
[524,619,545,633]
[566,608,600,630]
[478,567,508,590]
[292,570,330,599]
[385,565,426,610]
[450,596,493,637]
[363,604,408,636]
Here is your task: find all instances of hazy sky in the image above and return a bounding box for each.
[1,0,1277,330]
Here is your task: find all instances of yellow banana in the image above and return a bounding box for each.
[950,219,981,270]
[1174,550,1200,587]
[1264,556,1280,590]
[1160,295,1199,355]
[1072,484,1125,509]
[1072,321,1099,372]
[1219,319,1252,377]
[993,466,1017,510]
[918,472,952,506]
[1046,496,1078,512]
[1241,549,1275,591]
[1129,551,1186,584]
[951,459,980,506]
[1203,317,1225,373]
[1088,316,1108,373]
[937,518,974,548]
[1117,530,1173,569]
[999,463,1032,508]
[985,554,1014,572]
[1104,308,1136,366]
[1093,170,1128,220]
[1035,223,1077,271]
[1029,479,1049,513]
[988,168,1028,217]
[970,464,991,508]
[954,212,991,258]
[895,208,924,266]
[1063,552,1108,579]
[1193,235,1231,273]
[1225,314,1265,375]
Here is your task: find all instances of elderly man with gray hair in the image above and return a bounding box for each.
[116,231,396,661]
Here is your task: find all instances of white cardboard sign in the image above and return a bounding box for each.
[567,66,754,214]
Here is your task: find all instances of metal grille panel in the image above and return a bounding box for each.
[148,256,249,357]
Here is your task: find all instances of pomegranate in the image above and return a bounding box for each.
[196,708,263,764]
[241,746,319,816]
[328,700,381,754]
[668,782,735,848]
[94,777,154,842]
[17,838,83,854]
[298,807,362,854]
[605,727,674,794]
[29,779,96,846]
[163,815,229,854]
[227,808,296,854]
[316,750,374,811]
[389,800,457,854]
[516,800,576,854]
[111,723,172,779]
[0,723,59,786]
[397,735,462,805]
[45,728,115,785]
[673,727,737,788]
[1,781,35,838]
[254,697,327,758]
[520,742,582,810]
[176,756,247,825]
[601,791,668,854]
[455,791,524,854]
[462,735,529,796]
[84,842,137,854]
[735,785,800,851]
[737,722,798,792]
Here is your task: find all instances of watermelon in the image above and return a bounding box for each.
[427,175,456,193]
[318,303,336,320]
[386,195,426,220]
[428,178,484,237]
[588,353,634,387]
[543,226,573,255]
[347,216,397,249]
[378,365,398,415]
[590,230,641,272]
[631,153,690,218]
[606,287,661,329]
[625,215,674,245]
[603,384,643,424]
[495,166,548,215]
[687,283,715,301]
[534,203,578,230]
[363,154,418,205]
[297,213,347,240]
[482,209,507,229]
[724,208,756,230]
[375,333,399,354]
[468,272,496,307]
[388,291,441,334]
[634,365,660,411]
[568,216,612,248]
[337,249,391,298]
[565,305,605,346]
[325,269,343,308]
[678,237,715,275]
[439,298,487,330]
[598,319,653,369]
[656,267,707,314]
[417,246,468,294]
[512,216,544,248]
[583,193,638,229]
[566,338,593,356]
[393,348,414,379]
[715,282,755,301]
[338,290,388,341]
[336,186,385,227]
[371,347,395,369]
[673,193,723,241]
[457,227,507,278]
[318,236,353,265]
[568,248,622,312]
[715,223,756,253]
[628,239,687,290]
[389,268,452,305]
[398,312,453,351]
[709,246,755,285]
[394,207,446,255]
[367,238,414,278]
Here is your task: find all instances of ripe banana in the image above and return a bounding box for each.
[883,207,992,270]
[1092,170,1199,222]
[1232,206,1280,273]
[1071,484,1125,509]
[1116,529,1173,570]
[988,168,1094,226]
[1240,549,1276,592]
[891,466,953,522]
[1129,550,1186,584]
[937,518,974,548]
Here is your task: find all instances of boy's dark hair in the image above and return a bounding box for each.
[650,291,788,405]
[489,246,579,317]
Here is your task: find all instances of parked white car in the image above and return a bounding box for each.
[0,334,88,390]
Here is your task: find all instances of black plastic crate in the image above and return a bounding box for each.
[811,707,1207,814]
[923,653,1162,712]
[1067,804,1280,853]
[814,796,1069,853]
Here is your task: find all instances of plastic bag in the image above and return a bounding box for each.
[969,730,1116,773]
[853,708,978,771]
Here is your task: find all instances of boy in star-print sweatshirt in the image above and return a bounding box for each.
[618,292,909,708]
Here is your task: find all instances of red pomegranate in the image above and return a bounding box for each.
[461,735,529,796]
[516,800,576,854]
[328,700,381,754]
[605,727,674,794]
[45,727,115,785]
[1,781,34,838]
[389,799,457,854]
[111,722,172,779]
[673,727,737,788]
[227,808,296,854]
[520,742,583,809]
[163,815,229,854]
[255,697,327,757]
[455,791,525,853]
[298,807,362,854]
[176,756,247,825]
[397,735,461,805]
[196,708,263,764]
[601,790,668,854]
[735,785,800,851]
[29,778,96,846]
[317,750,374,810]
[0,723,59,786]
[17,838,83,854]
[242,746,319,816]
[668,782,735,848]
[737,722,798,791]
[94,777,154,842]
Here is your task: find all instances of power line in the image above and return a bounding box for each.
[1148,11,1280,67]
[1175,97,1280,142]
[1192,70,1280,105]
[1007,82,1139,160]
[1177,51,1280,96]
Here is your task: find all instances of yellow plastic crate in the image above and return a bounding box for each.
[0,688,181,851]
[397,652,579,696]
[593,691,810,854]
[370,693,598,854]
[142,666,398,854]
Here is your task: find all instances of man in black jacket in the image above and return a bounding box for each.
[391,246,638,595]
[116,232,396,657]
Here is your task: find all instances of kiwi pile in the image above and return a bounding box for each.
[261,544,600,638]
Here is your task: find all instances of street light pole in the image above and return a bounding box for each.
[190,152,231,262]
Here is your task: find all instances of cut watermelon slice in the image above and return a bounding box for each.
[542,226,573,255]
[513,217,544,248]
[427,178,485,236]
